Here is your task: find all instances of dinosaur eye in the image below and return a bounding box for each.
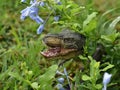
[64,38,74,43]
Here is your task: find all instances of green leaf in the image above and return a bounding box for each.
[71,7,81,15]
[0,66,13,80]
[83,19,97,34]
[79,55,88,61]
[88,56,100,83]
[100,64,114,72]
[8,72,24,81]
[56,21,65,24]
[95,84,102,89]
[55,4,64,11]
[109,16,120,30]
[31,82,39,89]
[83,12,97,29]
[82,74,91,81]
[38,65,58,89]
[8,72,31,85]
[101,33,119,42]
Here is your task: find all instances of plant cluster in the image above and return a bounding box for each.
[0,0,120,90]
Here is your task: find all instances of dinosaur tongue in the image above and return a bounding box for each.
[41,47,61,58]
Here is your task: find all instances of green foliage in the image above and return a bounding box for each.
[83,12,98,33]
[80,56,114,90]
[38,65,58,90]
[0,0,120,90]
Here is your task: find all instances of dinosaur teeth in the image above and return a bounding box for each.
[41,47,61,57]
[41,46,77,58]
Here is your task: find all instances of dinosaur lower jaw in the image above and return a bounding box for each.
[40,47,77,59]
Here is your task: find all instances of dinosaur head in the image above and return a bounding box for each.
[41,30,86,59]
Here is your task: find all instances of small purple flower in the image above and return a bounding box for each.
[39,1,45,7]
[20,0,39,20]
[29,15,44,24]
[30,0,36,4]
[57,2,62,5]
[64,68,71,88]
[102,72,112,90]
[54,16,60,21]
[20,7,31,20]
[37,24,44,34]
[57,78,64,84]
[28,6,44,23]
[55,84,65,90]
[20,2,44,23]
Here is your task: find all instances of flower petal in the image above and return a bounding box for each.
[102,72,112,90]
[20,7,30,20]
[55,83,65,90]
[57,78,64,84]
[29,14,44,24]
[103,72,112,85]
[39,1,45,7]
[37,24,44,34]
[54,16,60,21]
[30,0,36,4]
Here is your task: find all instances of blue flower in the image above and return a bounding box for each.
[37,24,44,34]
[55,83,65,90]
[20,7,31,20]
[28,6,44,23]
[102,72,112,90]
[64,68,71,88]
[39,1,45,7]
[30,0,36,4]
[20,0,45,34]
[57,78,64,84]
[20,0,39,20]
[29,14,44,24]
[20,2,44,24]
[57,2,62,5]
[54,16,60,21]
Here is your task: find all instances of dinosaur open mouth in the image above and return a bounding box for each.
[40,30,85,59]
[41,47,76,58]
[41,47,61,57]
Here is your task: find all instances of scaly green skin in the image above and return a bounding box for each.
[41,29,86,59]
